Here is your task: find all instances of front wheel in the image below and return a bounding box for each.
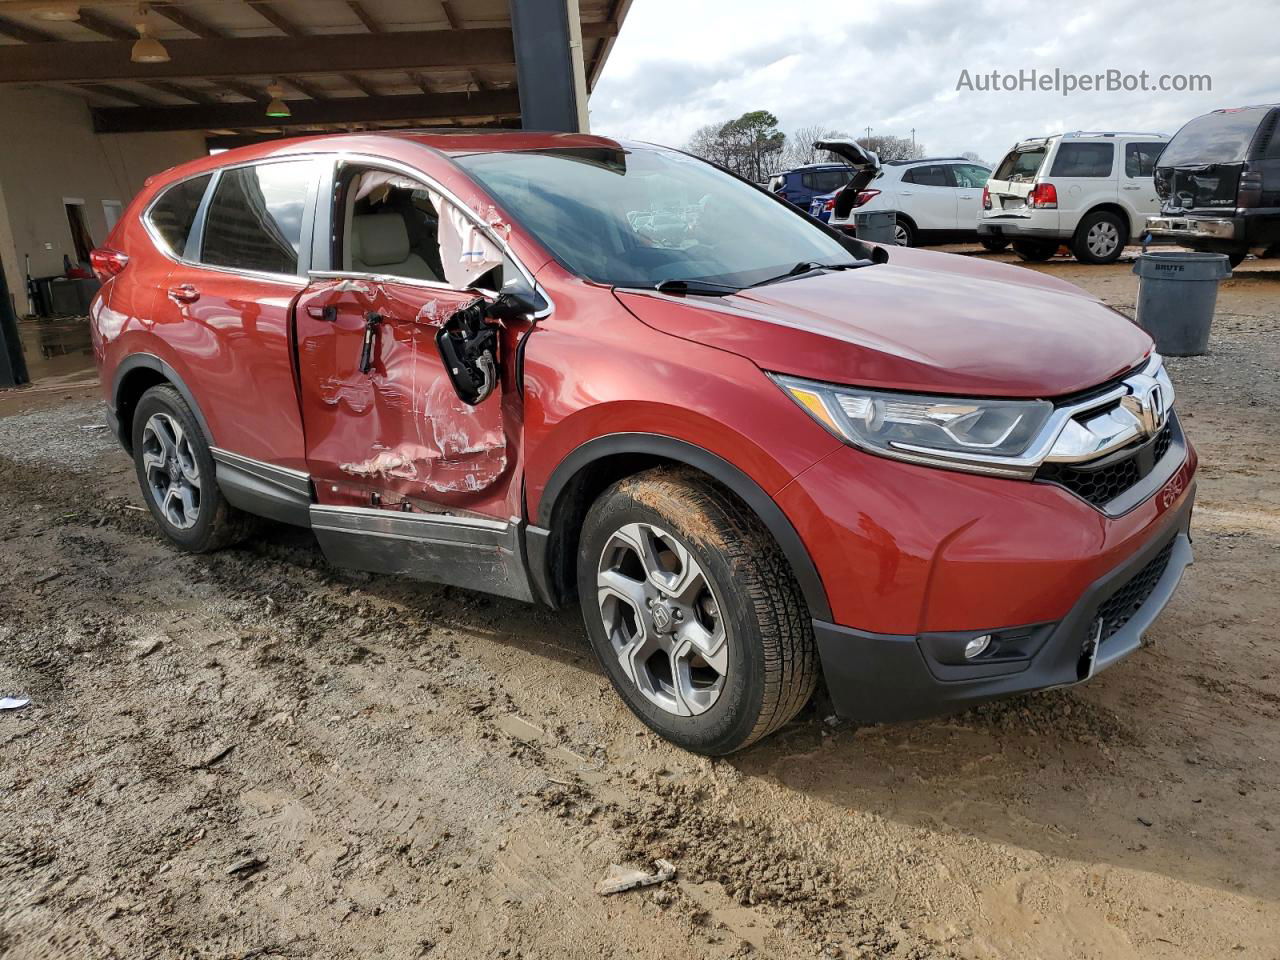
[577,468,818,755]
[894,216,916,247]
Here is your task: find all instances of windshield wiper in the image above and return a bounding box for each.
[654,278,741,296]
[748,260,867,288]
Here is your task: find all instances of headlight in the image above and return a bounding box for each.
[772,374,1054,477]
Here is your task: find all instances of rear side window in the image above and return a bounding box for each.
[147,174,211,257]
[1159,107,1271,166]
[201,161,313,275]
[1125,142,1166,178]
[1050,142,1114,177]
[993,147,1046,182]
[801,169,850,192]
[902,164,952,186]
[951,164,991,188]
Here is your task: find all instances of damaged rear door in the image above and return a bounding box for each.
[294,160,537,600]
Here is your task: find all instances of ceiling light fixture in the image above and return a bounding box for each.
[33,3,80,21]
[266,82,291,118]
[131,5,169,63]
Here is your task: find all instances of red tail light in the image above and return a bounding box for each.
[823,197,836,211]
[90,247,129,281]
[1029,183,1058,209]
[982,185,991,210]
[852,188,880,208]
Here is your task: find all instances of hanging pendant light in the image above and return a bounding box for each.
[131,6,169,64]
[266,82,291,118]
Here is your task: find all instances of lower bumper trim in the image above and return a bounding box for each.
[1145,216,1241,241]
[814,492,1195,722]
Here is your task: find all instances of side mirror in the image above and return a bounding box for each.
[437,299,499,405]
[486,289,544,321]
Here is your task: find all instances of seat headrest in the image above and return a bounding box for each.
[352,213,410,267]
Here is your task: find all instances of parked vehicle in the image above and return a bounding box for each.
[808,188,840,222]
[1146,104,1280,267]
[768,162,854,210]
[978,131,1170,264]
[820,145,994,246]
[90,132,1196,755]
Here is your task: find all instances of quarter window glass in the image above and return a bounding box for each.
[994,147,1046,182]
[951,164,991,188]
[1050,143,1115,178]
[903,165,951,186]
[147,174,211,257]
[201,161,313,274]
[1125,142,1166,178]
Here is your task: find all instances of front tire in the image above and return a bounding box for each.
[893,216,916,247]
[577,468,818,755]
[1072,210,1128,264]
[131,384,254,553]
[1012,239,1059,262]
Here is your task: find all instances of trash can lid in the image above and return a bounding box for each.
[1133,250,1233,281]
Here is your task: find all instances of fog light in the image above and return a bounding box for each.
[964,634,992,659]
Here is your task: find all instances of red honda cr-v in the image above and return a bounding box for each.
[90,132,1196,755]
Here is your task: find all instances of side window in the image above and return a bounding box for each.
[1263,116,1280,160]
[147,174,212,258]
[951,164,991,188]
[338,166,504,290]
[903,165,951,187]
[800,171,819,190]
[1050,142,1115,178]
[201,161,314,275]
[1125,142,1166,178]
[814,169,851,193]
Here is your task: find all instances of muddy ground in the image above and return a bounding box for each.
[1,249,1278,960]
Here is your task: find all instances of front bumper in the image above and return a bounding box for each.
[1146,215,1242,242]
[814,489,1194,722]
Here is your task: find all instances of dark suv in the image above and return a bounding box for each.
[767,163,854,210]
[1147,104,1280,265]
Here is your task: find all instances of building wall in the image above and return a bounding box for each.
[0,86,206,316]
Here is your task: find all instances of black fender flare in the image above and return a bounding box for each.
[111,353,215,449]
[529,433,832,621]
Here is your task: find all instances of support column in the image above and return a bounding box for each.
[508,0,590,133]
[0,253,29,388]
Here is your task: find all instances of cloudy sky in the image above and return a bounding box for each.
[589,0,1280,165]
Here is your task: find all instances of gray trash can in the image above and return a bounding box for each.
[1132,251,1232,356]
[853,209,897,245]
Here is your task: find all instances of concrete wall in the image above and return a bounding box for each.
[0,86,206,316]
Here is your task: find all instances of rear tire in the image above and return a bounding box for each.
[1072,210,1128,264]
[893,216,916,247]
[1227,250,1248,268]
[131,384,255,553]
[1012,239,1059,262]
[577,468,818,755]
[980,237,1010,252]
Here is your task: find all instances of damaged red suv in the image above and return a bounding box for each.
[90,132,1195,755]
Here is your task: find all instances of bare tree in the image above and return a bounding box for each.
[961,150,989,166]
[859,134,924,161]
[776,125,853,170]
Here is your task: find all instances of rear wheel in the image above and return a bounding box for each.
[1227,250,1248,268]
[1012,239,1059,262]
[894,216,916,247]
[577,468,818,755]
[1072,210,1128,264]
[980,237,1010,252]
[131,385,255,553]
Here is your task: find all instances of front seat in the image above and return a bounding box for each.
[350,212,438,281]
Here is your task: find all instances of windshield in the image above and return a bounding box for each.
[1159,107,1270,166]
[993,146,1047,182]
[456,146,856,289]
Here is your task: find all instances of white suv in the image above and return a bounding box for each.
[978,131,1170,264]
[823,155,993,246]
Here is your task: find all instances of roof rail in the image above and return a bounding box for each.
[1060,130,1169,138]
[883,156,972,165]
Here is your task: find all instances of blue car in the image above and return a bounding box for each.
[767,163,852,211]
[808,188,841,222]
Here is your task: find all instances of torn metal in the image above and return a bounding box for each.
[595,858,677,895]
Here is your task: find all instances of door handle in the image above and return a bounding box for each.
[1123,185,1141,190]
[358,312,383,374]
[958,194,974,199]
[899,191,914,196]
[306,304,338,321]
[167,283,200,304]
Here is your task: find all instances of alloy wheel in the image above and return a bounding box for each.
[141,412,202,530]
[893,223,910,245]
[596,521,727,716]
[1086,220,1121,258]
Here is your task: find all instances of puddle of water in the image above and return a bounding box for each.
[16,317,95,382]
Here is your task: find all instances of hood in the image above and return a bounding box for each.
[616,247,1152,398]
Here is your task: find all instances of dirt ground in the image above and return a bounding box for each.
[1,248,1278,960]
